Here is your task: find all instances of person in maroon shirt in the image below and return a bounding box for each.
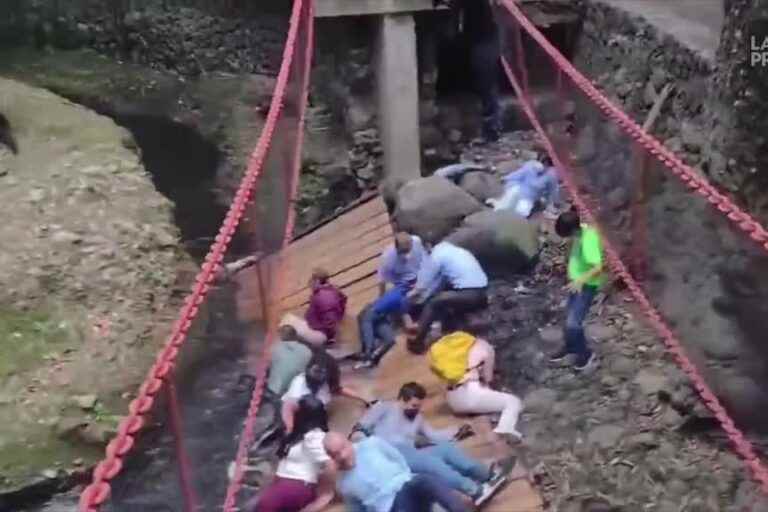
[280,268,347,346]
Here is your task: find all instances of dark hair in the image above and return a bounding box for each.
[278,325,298,341]
[440,314,466,333]
[398,382,427,401]
[307,350,342,394]
[541,155,553,167]
[277,395,329,458]
[555,210,581,238]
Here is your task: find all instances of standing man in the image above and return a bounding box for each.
[549,209,606,371]
[436,0,502,142]
[324,433,471,512]
[406,241,488,354]
[356,232,426,367]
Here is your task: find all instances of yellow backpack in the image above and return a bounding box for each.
[428,331,476,385]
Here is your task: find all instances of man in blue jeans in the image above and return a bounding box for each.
[350,382,507,506]
[356,232,425,367]
[549,209,606,371]
[325,433,470,512]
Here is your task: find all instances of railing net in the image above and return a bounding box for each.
[497,0,768,495]
[79,0,313,510]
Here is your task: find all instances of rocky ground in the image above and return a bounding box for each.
[458,135,768,511]
[0,77,192,499]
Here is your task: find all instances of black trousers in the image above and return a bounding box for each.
[410,287,488,352]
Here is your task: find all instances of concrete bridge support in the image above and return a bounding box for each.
[316,0,439,182]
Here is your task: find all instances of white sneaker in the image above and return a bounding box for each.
[473,475,508,507]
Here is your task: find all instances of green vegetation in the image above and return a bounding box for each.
[0,309,74,379]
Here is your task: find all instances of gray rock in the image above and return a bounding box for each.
[524,388,557,413]
[643,81,657,106]
[628,432,658,449]
[393,177,482,243]
[574,125,597,163]
[610,356,635,377]
[586,323,619,341]
[55,417,87,440]
[72,394,98,410]
[587,424,624,449]
[661,407,684,428]
[633,369,669,395]
[539,326,563,345]
[458,171,504,203]
[681,121,706,153]
[446,210,539,272]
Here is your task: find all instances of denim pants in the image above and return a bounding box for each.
[391,474,469,512]
[358,303,396,357]
[564,285,598,361]
[396,442,489,497]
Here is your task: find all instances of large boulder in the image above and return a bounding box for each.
[459,171,504,203]
[446,210,539,274]
[393,176,483,243]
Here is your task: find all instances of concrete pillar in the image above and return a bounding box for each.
[376,13,422,181]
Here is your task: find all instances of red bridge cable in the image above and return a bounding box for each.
[77,0,310,509]
[499,0,768,254]
[222,0,315,510]
[499,2,768,495]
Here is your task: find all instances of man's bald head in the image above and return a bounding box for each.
[394,232,413,255]
[324,432,355,469]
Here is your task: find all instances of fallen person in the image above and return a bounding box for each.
[280,268,347,346]
[433,162,489,183]
[281,353,373,434]
[248,396,336,512]
[486,155,560,218]
[356,232,426,368]
[430,319,523,447]
[324,433,471,512]
[351,382,507,506]
[215,253,263,282]
[549,208,606,371]
[266,325,314,398]
[406,241,489,354]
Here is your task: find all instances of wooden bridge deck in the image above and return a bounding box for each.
[245,195,543,511]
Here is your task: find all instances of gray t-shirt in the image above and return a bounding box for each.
[267,341,313,396]
[357,401,455,447]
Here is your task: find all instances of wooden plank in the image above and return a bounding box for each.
[280,257,381,310]
[288,198,387,252]
[282,225,393,294]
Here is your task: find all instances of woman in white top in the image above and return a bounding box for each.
[441,317,523,447]
[251,395,336,512]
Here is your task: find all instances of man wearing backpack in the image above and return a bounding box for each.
[406,241,489,354]
[431,319,523,446]
[549,209,606,371]
[350,382,508,507]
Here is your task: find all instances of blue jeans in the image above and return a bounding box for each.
[564,285,598,363]
[391,474,469,512]
[358,303,396,357]
[396,442,489,496]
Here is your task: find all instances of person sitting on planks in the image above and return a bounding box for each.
[247,395,337,512]
[430,315,523,448]
[324,432,471,512]
[280,268,347,346]
[355,232,426,369]
[281,352,373,435]
[350,382,509,507]
[406,240,489,354]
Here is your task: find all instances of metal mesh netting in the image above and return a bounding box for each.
[497,4,768,432]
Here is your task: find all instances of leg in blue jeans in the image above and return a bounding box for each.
[564,285,598,363]
[358,304,377,356]
[423,442,490,483]
[392,474,469,512]
[396,444,481,497]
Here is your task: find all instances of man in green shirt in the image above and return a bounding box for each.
[549,209,606,370]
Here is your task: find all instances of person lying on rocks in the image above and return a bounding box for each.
[433,162,489,183]
[214,253,263,282]
[431,316,523,447]
[324,432,471,512]
[355,232,426,368]
[248,396,337,512]
[282,352,373,435]
[486,154,560,218]
[406,240,489,354]
[349,382,508,507]
[549,208,606,371]
[280,268,347,346]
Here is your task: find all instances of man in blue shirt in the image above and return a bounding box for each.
[356,233,426,368]
[487,155,561,218]
[406,241,489,353]
[324,433,469,512]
